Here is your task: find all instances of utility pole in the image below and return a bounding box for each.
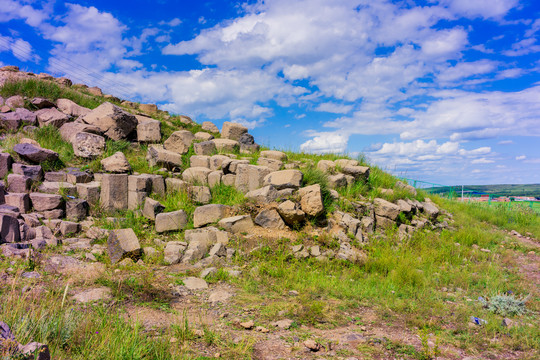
[462,185,464,202]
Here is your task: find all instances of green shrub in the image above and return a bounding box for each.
[480,294,529,316]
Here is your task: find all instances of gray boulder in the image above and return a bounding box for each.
[73,132,106,158]
[81,102,137,140]
[155,210,188,233]
[298,184,324,217]
[13,143,59,163]
[374,198,400,220]
[221,121,247,141]
[193,204,230,228]
[101,151,131,173]
[163,130,195,154]
[255,209,286,229]
[107,228,142,264]
[218,215,254,233]
[35,108,70,128]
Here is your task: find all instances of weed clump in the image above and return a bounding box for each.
[480,294,529,316]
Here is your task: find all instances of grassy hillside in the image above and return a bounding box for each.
[429,184,540,198]
[0,75,539,360]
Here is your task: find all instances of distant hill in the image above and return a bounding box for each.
[428,184,540,197]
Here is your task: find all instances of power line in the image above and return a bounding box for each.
[0,36,137,100]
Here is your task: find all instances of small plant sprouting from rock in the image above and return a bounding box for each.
[479,293,530,316]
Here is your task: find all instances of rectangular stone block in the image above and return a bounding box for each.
[0,153,12,178]
[7,174,32,193]
[155,210,188,233]
[12,163,43,181]
[234,164,271,193]
[45,171,67,182]
[107,228,141,263]
[38,181,77,196]
[0,214,20,243]
[76,181,100,206]
[5,193,30,213]
[139,174,165,196]
[128,175,151,192]
[165,177,188,193]
[66,170,93,184]
[137,119,161,142]
[142,197,164,220]
[100,174,128,212]
[128,191,147,210]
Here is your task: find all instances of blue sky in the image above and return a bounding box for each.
[1,0,539,185]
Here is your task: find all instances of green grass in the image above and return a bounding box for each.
[210,183,247,206]
[0,284,171,360]
[441,199,540,239]
[2,74,538,359]
[228,201,539,354]
[0,78,104,110]
[0,125,75,171]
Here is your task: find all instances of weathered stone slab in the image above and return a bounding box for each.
[35,108,70,128]
[234,164,271,193]
[263,170,303,190]
[142,197,164,220]
[182,167,212,185]
[100,174,128,211]
[66,199,89,221]
[76,181,100,205]
[221,121,247,141]
[260,150,287,161]
[155,210,188,233]
[38,181,77,196]
[13,143,59,163]
[147,145,183,169]
[298,184,324,217]
[374,198,400,220]
[277,200,305,226]
[0,152,12,178]
[73,132,106,158]
[193,140,216,156]
[5,193,30,213]
[0,214,20,243]
[218,215,254,233]
[81,102,137,140]
[29,193,63,211]
[164,130,194,154]
[193,204,230,228]
[7,174,32,193]
[107,228,142,264]
[137,118,161,143]
[255,209,286,229]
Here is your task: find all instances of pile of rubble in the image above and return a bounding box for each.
[0,65,449,268]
